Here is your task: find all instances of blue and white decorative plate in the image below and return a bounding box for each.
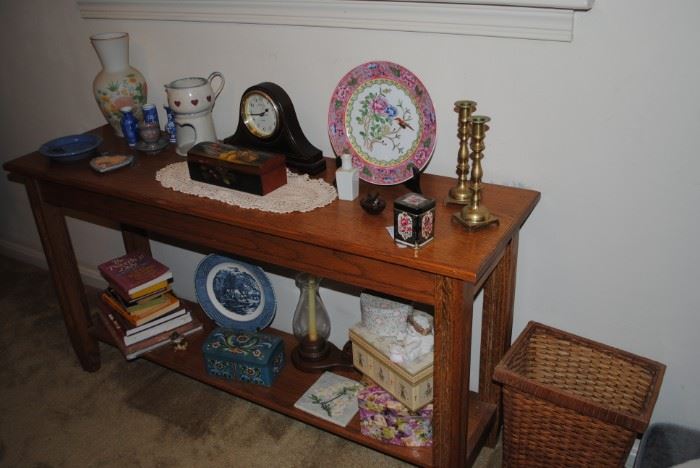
[195,254,276,331]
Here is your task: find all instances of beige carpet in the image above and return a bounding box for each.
[0,255,499,467]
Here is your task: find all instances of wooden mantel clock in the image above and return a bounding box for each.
[224,82,326,175]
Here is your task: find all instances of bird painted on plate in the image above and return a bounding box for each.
[394,117,414,131]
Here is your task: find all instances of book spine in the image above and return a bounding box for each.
[127,294,177,319]
[123,294,167,314]
[124,308,188,336]
[100,290,129,317]
[125,321,203,360]
[127,272,173,296]
[109,284,172,306]
[100,291,138,326]
[129,296,181,326]
[123,312,192,346]
[96,302,129,356]
[128,280,172,302]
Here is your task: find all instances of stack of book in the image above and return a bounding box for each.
[96,251,202,360]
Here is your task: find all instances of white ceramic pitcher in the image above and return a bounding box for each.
[165,72,225,155]
[164,71,224,115]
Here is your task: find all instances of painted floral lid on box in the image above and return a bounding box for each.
[202,327,285,386]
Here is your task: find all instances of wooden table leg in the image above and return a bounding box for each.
[433,276,474,467]
[121,224,151,255]
[24,179,101,372]
[479,233,519,446]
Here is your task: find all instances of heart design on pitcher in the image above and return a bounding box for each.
[174,100,181,107]
[207,96,212,102]
[191,99,199,106]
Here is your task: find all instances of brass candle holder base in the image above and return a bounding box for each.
[445,193,472,205]
[291,336,354,373]
[452,206,499,230]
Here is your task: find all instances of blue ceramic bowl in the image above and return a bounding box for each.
[39,134,102,163]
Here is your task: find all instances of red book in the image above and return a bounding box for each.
[98,251,173,298]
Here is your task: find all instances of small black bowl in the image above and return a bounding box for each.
[360,192,386,215]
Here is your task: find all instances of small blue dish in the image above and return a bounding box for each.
[39,134,102,163]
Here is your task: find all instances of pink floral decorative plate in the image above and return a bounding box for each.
[328,61,436,185]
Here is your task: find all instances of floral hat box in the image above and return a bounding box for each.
[358,384,433,447]
[202,327,285,387]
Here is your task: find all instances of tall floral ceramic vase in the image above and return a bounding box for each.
[90,32,147,137]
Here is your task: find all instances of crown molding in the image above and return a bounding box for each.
[78,0,594,42]
[371,0,592,8]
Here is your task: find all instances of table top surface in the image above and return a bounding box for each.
[4,125,539,284]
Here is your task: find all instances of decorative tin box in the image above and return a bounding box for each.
[187,141,287,195]
[350,323,433,411]
[202,327,285,387]
[393,192,436,248]
[358,384,433,447]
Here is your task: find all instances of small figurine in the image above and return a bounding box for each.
[170,332,189,351]
[387,312,434,365]
[119,106,139,147]
[164,105,176,143]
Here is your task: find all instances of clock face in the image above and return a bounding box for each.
[242,90,279,139]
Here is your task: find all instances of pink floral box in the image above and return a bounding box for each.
[358,385,433,447]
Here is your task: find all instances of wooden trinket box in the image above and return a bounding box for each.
[358,384,433,447]
[350,325,433,411]
[187,142,287,195]
[202,327,285,387]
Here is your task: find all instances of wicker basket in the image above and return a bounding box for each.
[493,321,665,468]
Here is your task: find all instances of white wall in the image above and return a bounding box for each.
[1,0,698,430]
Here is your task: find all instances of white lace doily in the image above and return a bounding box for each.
[156,161,337,213]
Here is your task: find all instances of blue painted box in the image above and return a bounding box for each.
[202,327,285,387]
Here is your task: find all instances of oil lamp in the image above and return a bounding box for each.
[291,272,352,372]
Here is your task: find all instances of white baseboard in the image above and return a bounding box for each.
[625,438,640,467]
[0,239,106,289]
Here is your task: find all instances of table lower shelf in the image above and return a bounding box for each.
[91,304,496,467]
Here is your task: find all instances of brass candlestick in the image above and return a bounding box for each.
[446,100,477,205]
[453,115,499,230]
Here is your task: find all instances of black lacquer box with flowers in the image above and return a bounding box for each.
[393,192,436,248]
[187,141,287,196]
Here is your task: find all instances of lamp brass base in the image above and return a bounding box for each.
[291,337,354,373]
[452,211,499,230]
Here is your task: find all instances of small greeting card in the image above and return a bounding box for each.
[294,372,364,427]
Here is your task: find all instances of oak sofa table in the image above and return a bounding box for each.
[4,125,539,467]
